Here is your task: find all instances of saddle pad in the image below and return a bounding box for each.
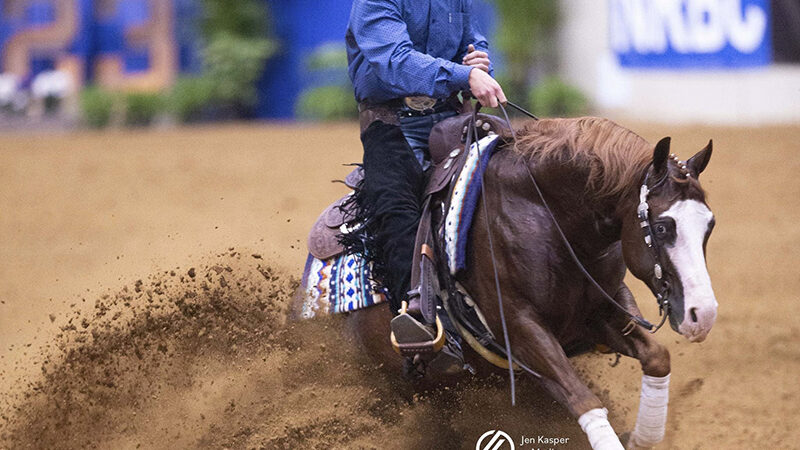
[444,134,501,274]
[300,253,386,319]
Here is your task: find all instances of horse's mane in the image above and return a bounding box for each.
[513,117,652,201]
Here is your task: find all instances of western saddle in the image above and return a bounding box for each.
[307,109,512,373]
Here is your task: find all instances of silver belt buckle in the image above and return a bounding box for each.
[404,96,437,112]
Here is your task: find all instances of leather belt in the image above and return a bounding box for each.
[358,102,400,132]
[358,94,461,133]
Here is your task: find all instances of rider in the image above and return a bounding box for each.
[345,0,507,350]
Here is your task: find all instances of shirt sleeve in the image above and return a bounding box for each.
[457,0,494,77]
[350,0,473,98]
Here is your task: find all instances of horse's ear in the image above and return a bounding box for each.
[687,140,713,178]
[653,137,671,178]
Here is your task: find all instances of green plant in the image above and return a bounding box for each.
[80,86,115,128]
[305,43,349,71]
[170,76,215,123]
[198,0,277,117]
[203,33,276,109]
[201,0,268,39]
[491,0,558,101]
[528,77,588,118]
[295,41,355,121]
[124,92,164,126]
[295,85,357,121]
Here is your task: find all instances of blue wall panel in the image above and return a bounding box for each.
[0,0,497,118]
[257,0,353,119]
[609,0,772,69]
[257,0,497,118]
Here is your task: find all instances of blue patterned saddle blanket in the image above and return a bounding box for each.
[444,134,501,274]
[300,252,386,318]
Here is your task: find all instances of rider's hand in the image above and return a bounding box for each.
[468,67,507,108]
[462,44,491,73]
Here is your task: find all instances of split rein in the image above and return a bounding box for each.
[467,100,671,403]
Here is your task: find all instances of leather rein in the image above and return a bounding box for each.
[501,102,672,333]
[466,100,673,403]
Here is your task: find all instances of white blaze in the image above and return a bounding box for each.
[660,199,717,342]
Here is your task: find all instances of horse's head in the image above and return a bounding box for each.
[622,137,717,342]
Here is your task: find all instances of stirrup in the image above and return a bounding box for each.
[390,300,446,357]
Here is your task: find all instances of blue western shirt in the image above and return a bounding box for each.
[346,0,493,104]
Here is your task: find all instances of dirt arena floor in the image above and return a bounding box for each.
[0,120,798,449]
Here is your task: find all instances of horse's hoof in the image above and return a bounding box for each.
[427,333,466,376]
[620,432,655,450]
[427,347,464,375]
[402,356,426,380]
[619,432,631,448]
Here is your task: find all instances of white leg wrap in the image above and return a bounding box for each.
[629,373,670,448]
[578,408,624,450]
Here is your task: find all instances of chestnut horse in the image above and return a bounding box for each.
[298,117,717,449]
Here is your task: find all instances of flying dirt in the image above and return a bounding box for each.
[0,251,608,449]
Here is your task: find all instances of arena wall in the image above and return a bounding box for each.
[557,0,800,124]
[0,0,496,120]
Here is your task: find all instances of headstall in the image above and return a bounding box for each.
[631,154,690,335]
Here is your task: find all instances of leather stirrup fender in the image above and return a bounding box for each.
[409,197,439,324]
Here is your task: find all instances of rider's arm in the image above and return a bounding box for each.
[456,0,495,77]
[349,0,473,98]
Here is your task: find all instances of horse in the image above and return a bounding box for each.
[295,116,717,449]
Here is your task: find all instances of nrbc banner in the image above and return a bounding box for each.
[610,0,772,68]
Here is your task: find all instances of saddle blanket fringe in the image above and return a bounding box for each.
[300,252,386,318]
[445,135,501,274]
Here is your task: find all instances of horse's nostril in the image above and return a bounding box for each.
[689,307,698,323]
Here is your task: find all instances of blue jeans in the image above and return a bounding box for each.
[399,109,459,171]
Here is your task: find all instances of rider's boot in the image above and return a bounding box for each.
[391,295,465,375]
[390,296,435,342]
[426,329,465,375]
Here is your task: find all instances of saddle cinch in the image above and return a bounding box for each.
[307,112,511,358]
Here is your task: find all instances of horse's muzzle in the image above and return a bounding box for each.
[677,299,718,342]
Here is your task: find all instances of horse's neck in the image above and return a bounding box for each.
[490,150,636,254]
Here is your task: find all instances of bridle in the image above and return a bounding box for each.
[633,164,673,334]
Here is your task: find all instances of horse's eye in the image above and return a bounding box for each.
[655,224,667,234]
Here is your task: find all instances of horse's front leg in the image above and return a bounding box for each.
[511,315,625,450]
[597,284,671,449]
